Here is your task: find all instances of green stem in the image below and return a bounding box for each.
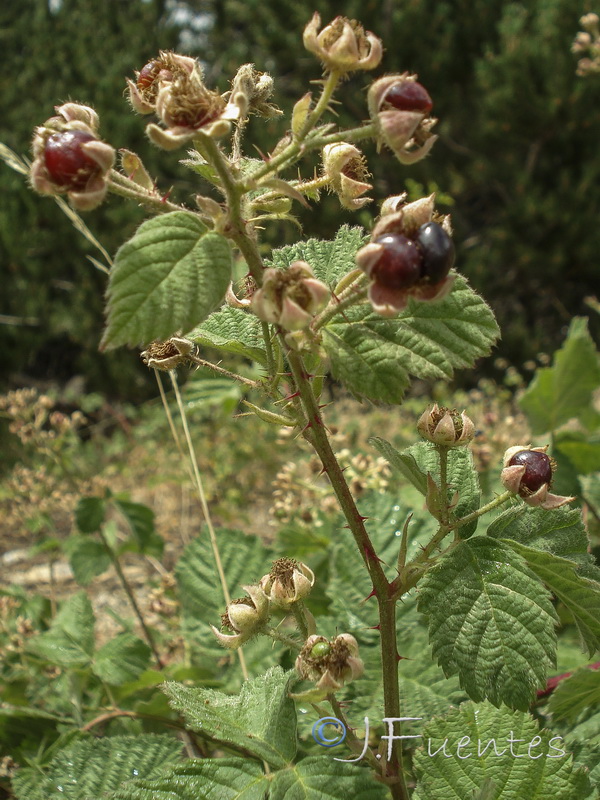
[327,694,382,773]
[187,353,257,388]
[262,626,302,651]
[448,490,514,534]
[241,71,344,188]
[291,603,309,640]
[438,444,450,527]
[108,170,183,213]
[97,529,163,669]
[312,275,369,330]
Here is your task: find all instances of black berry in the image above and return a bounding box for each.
[44,130,99,190]
[371,234,423,290]
[508,450,553,493]
[416,222,455,283]
[383,81,433,114]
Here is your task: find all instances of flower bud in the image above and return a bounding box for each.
[229,64,281,120]
[251,262,330,331]
[500,445,575,510]
[295,633,364,694]
[303,13,382,73]
[211,584,269,650]
[260,558,314,607]
[368,74,437,164]
[30,103,115,211]
[417,404,475,447]
[140,337,197,370]
[322,143,372,210]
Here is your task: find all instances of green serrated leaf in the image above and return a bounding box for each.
[92,633,152,686]
[413,702,589,800]
[269,756,389,800]
[175,528,272,659]
[548,667,600,723]
[323,274,499,404]
[189,304,268,366]
[487,506,592,567]
[63,535,111,586]
[101,211,232,349]
[75,496,106,533]
[103,758,267,800]
[417,538,558,709]
[12,734,183,800]
[519,317,600,434]
[163,667,297,768]
[114,500,163,558]
[266,225,367,286]
[26,592,95,668]
[369,436,428,494]
[504,541,600,657]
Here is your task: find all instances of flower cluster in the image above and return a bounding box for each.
[212,559,314,649]
[127,51,241,149]
[30,103,115,210]
[356,194,455,316]
[572,13,600,76]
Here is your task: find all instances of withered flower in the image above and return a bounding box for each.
[259,558,315,607]
[211,584,269,650]
[251,261,330,331]
[322,143,372,210]
[295,634,364,695]
[140,337,197,370]
[417,404,475,447]
[303,13,382,73]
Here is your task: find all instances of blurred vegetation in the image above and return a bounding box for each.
[1,0,599,399]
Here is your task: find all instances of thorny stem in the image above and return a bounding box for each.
[284,346,408,800]
[262,626,302,651]
[187,353,257,387]
[194,134,265,288]
[108,170,183,213]
[97,528,163,669]
[327,694,382,773]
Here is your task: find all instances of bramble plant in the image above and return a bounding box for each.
[2,12,600,800]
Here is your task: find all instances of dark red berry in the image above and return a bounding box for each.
[137,60,161,90]
[44,130,99,190]
[508,450,553,494]
[416,222,455,283]
[372,234,422,290]
[383,81,433,114]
